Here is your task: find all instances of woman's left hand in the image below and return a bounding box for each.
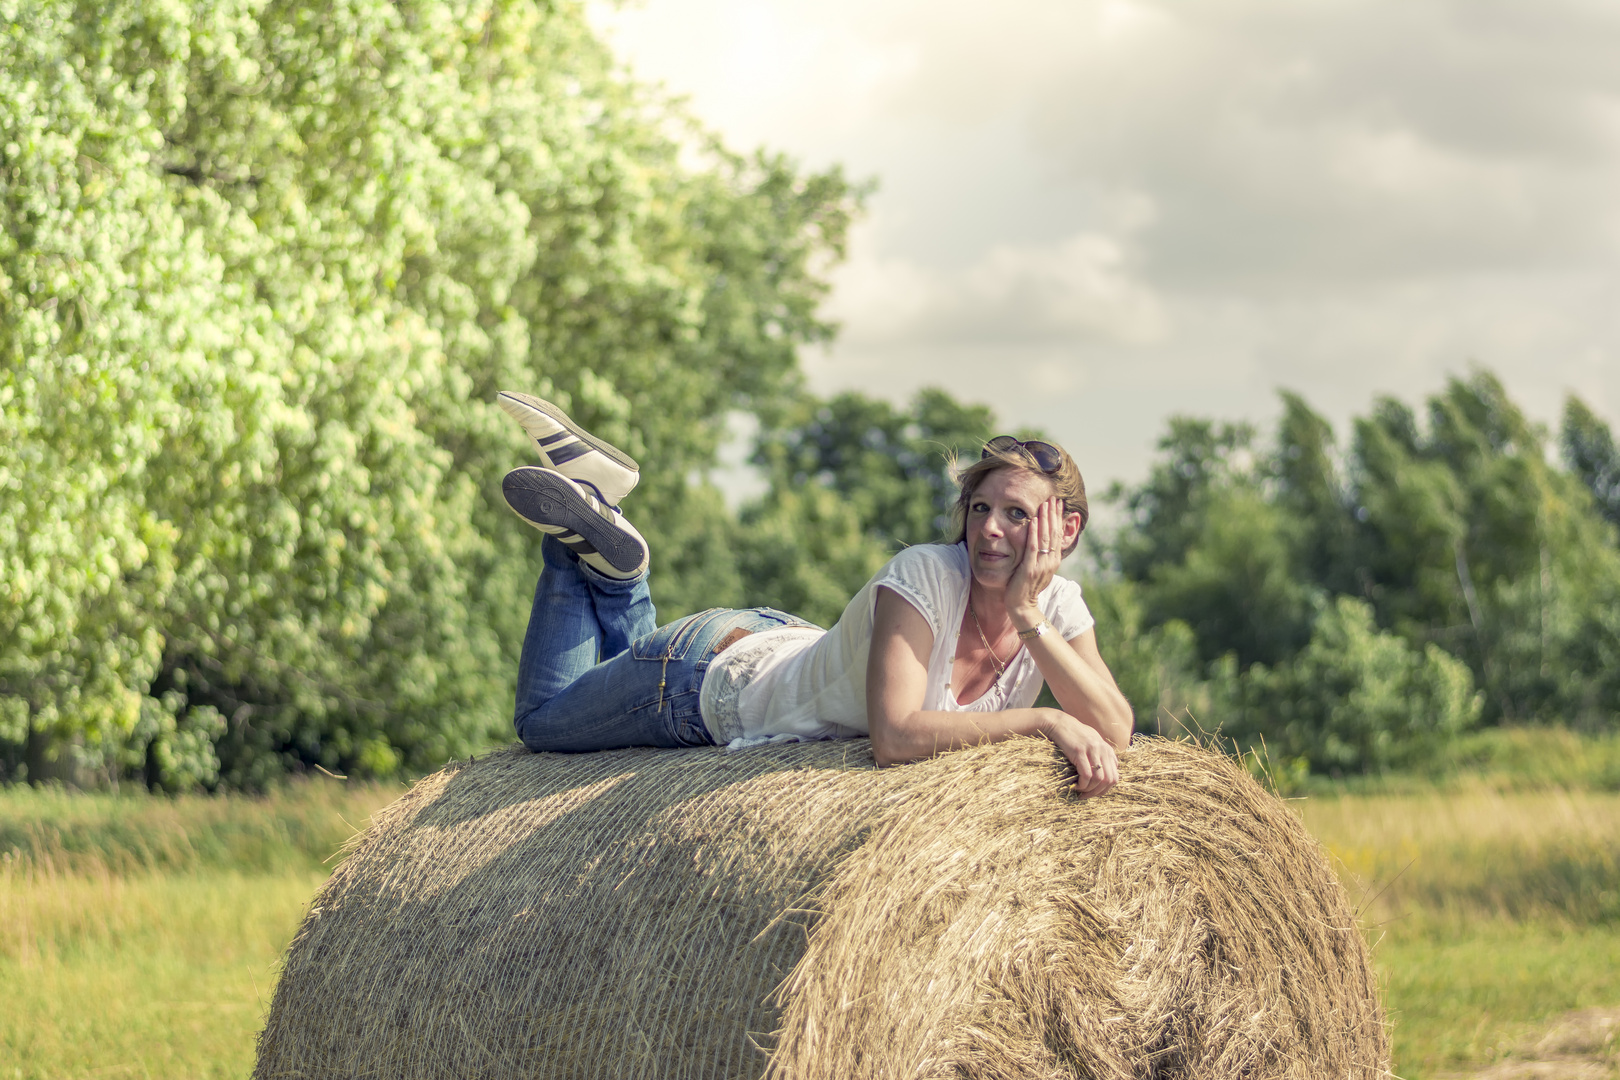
[1007,495,1066,621]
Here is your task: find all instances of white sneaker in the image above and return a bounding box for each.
[497,391,640,506]
[502,467,649,579]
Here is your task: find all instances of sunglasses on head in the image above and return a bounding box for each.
[982,435,1063,474]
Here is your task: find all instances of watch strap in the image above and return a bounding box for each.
[1016,620,1051,641]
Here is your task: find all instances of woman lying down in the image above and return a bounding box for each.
[495,391,1133,797]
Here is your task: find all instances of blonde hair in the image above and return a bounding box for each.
[950,441,1089,557]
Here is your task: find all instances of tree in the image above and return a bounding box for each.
[1097,373,1620,772]
[1079,578,1201,737]
[722,386,1009,629]
[1109,418,1258,583]
[1271,392,1357,596]
[1215,597,1481,774]
[752,388,996,552]
[1104,416,1312,669]
[1562,396,1620,531]
[0,0,862,787]
[1349,374,1620,725]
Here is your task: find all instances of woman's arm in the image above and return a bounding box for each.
[1003,496,1133,749]
[866,586,1121,797]
[1018,626,1134,750]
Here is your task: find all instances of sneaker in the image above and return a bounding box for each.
[497,391,640,506]
[502,466,649,579]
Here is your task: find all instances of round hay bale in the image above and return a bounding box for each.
[254,737,1388,1080]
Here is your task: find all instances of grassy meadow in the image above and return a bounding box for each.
[0,780,404,1079]
[1302,784,1620,1069]
[3,730,1619,1079]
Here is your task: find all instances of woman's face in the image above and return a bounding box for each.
[964,466,1058,588]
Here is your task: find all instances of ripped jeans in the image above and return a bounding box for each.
[513,535,812,751]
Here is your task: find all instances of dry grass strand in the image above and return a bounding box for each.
[255,737,1388,1079]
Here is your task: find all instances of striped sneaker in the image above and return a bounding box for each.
[497,391,640,506]
[502,467,649,579]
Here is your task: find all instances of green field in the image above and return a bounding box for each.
[0,780,405,1080]
[1299,783,1620,1070]
[3,732,1618,1079]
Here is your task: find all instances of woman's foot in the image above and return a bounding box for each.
[502,467,649,579]
[497,391,640,506]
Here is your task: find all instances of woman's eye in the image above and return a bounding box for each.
[971,502,989,514]
[1009,508,1028,521]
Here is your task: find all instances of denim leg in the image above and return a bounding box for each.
[514,535,656,737]
[516,607,811,753]
[517,636,711,752]
[589,555,656,664]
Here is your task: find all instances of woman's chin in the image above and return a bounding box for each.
[971,559,1015,589]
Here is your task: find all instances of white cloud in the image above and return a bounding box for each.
[828,222,1166,347]
[595,0,1620,493]
[589,0,921,151]
[1016,0,1620,285]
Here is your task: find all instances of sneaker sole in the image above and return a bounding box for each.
[502,468,646,575]
[497,391,640,472]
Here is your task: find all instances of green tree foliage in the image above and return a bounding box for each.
[1099,372,1620,772]
[753,388,997,551]
[1110,419,1313,668]
[1112,418,1257,581]
[1080,578,1201,734]
[732,484,888,630]
[0,0,860,788]
[1563,396,1620,530]
[708,388,1000,629]
[1350,376,1620,726]
[1214,597,1481,774]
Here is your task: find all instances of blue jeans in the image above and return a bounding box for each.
[514,535,812,751]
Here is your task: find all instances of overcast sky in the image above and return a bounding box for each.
[591,0,1620,501]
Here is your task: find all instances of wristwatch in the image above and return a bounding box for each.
[1016,620,1052,641]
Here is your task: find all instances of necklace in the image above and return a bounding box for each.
[968,602,1013,678]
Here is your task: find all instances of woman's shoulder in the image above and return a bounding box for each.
[1040,572,1095,636]
[880,541,968,582]
[867,543,968,632]
[1041,571,1084,602]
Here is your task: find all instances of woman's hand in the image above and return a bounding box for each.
[1043,710,1121,798]
[1006,495,1067,624]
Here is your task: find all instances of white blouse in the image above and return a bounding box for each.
[698,542,1095,745]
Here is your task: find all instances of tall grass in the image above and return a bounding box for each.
[1297,784,1620,1074]
[3,734,1619,1078]
[0,778,399,876]
[0,779,402,1080]
[1,867,325,1079]
[1286,725,1620,796]
[1301,786,1620,927]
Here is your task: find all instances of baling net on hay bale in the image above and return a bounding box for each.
[254,737,1389,1080]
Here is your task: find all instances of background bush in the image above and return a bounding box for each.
[1094,374,1620,773]
[5,1,1619,788]
[0,0,867,788]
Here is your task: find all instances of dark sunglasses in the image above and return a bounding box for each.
[982,435,1063,474]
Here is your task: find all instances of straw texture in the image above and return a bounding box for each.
[254,737,1388,1080]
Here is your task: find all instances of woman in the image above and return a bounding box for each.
[498,390,1133,797]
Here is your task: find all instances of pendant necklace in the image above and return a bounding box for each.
[968,602,1012,678]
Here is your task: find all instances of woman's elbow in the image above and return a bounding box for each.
[870,726,905,768]
[868,716,919,768]
[1106,696,1135,751]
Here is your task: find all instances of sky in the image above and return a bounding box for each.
[590,0,1620,503]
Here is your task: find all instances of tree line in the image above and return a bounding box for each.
[6,2,1618,789]
[728,376,1620,778]
[1,0,863,788]
[1088,375,1620,774]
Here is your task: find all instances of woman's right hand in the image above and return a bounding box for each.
[868,588,1125,797]
[1043,710,1120,798]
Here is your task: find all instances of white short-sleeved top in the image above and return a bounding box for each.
[698,542,1095,744]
